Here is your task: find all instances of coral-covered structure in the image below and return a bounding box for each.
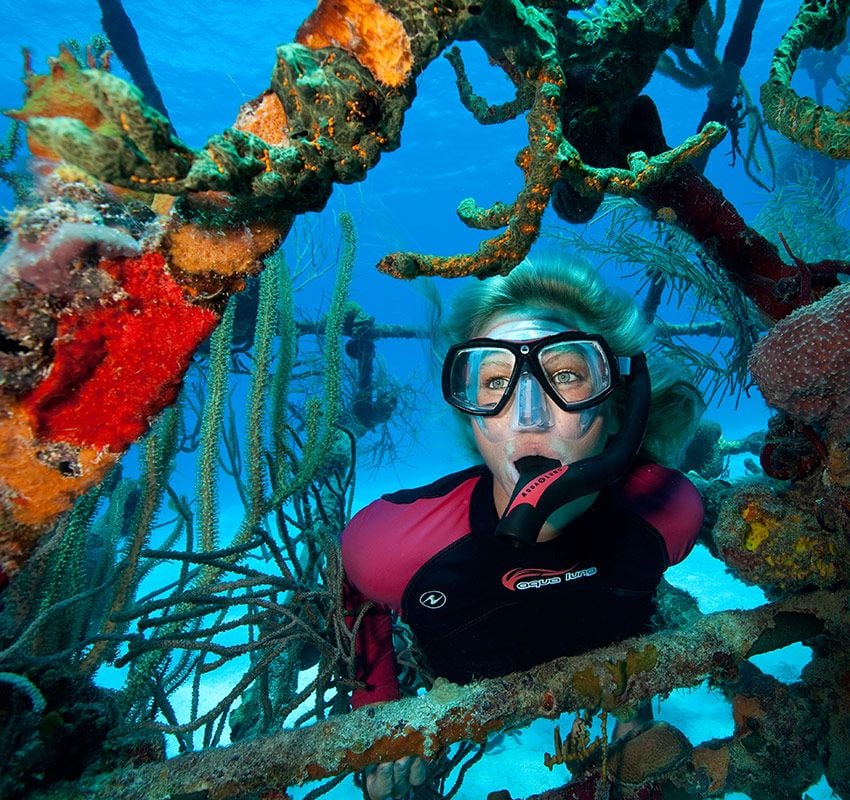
[0,0,832,579]
[15,589,847,799]
[715,483,847,594]
[1,0,850,798]
[0,208,218,575]
[2,0,850,576]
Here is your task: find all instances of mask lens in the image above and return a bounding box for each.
[448,346,517,413]
[538,340,611,407]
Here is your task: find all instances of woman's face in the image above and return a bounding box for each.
[470,312,614,521]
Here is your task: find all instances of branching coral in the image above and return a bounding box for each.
[378,1,727,279]
[658,0,776,189]
[377,65,569,279]
[13,0,724,285]
[0,214,385,794]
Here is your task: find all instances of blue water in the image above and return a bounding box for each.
[1,2,845,798]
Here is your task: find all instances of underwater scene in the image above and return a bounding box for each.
[0,0,848,798]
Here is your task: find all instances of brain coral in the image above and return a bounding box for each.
[749,284,850,441]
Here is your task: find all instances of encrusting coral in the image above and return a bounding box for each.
[713,482,847,595]
[0,231,218,575]
[296,0,415,88]
[760,0,850,160]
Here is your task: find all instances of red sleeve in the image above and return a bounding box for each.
[343,578,400,709]
[617,463,704,566]
[339,474,477,707]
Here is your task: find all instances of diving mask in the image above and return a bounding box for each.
[442,321,632,441]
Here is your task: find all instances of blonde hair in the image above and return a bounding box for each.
[440,257,705,468]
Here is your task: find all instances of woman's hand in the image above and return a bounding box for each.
[365,756,428,800]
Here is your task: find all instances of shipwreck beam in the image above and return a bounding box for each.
[26,589,847,800]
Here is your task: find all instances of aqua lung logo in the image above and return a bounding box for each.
[505,466,569,513]
[419,590,447,609]
[501,566,597,591]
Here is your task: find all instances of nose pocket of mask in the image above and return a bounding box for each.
[513,366,551,429]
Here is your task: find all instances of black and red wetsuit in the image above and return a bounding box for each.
[341,462,703,709]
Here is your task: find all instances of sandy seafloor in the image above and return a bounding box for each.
[0,0,845,798]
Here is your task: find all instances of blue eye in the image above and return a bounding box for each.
[552,370,580,385]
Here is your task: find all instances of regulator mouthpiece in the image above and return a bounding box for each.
[496,456,567,548]
[493,353,651,547]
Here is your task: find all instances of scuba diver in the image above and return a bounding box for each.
[341,258,706,799]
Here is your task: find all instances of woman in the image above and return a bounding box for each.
[341,258,705,799]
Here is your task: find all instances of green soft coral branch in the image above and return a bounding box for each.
[268,212,355,507]
[270,251,297,454]
[36,484,101,621]
[457,197,515,230]
[443,46,535,125]
[80,411,181,675]
[195,300,236,558]
[242,264,279,534]
[760,0,850,159]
